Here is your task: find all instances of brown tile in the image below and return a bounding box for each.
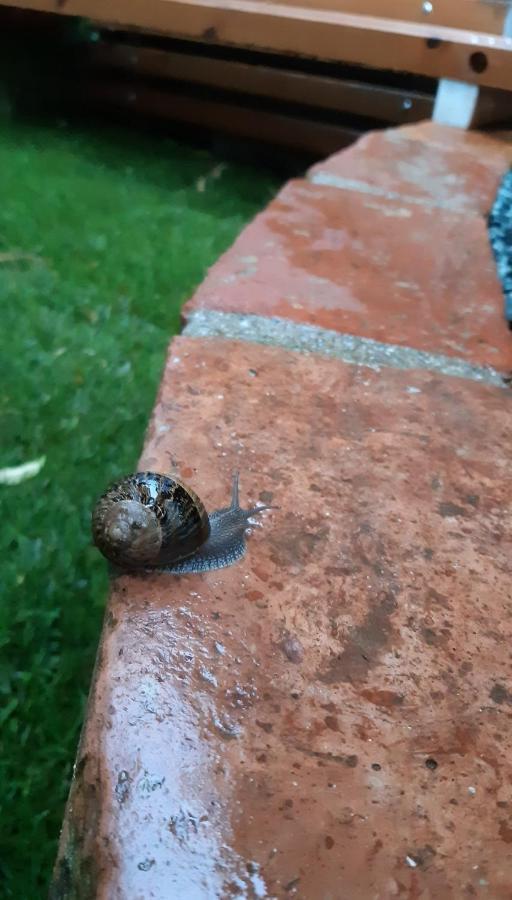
[52,337,512,900]
[309,122,512,215]
[184,181,511,370]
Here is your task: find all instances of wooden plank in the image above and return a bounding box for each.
[250,0,509,35]
[84,42,433,124]
[77,78,361,154]
[1,0,509,34]
[2,0,512,90]
[432,77,512,128]
[470,86,512,126]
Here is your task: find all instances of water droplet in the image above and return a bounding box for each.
[199,666,218,687]
[115,770,130,804]
[212,714,241,739]
[138,858,155,871]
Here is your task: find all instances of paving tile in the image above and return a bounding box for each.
[309,122,512,215]
[52,337,512,900]
[183,180,512,370]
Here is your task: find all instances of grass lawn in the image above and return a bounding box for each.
[0,112,279,896]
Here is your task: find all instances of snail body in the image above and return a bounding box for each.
[92,471,272,574]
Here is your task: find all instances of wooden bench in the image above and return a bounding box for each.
[3,1,512,154]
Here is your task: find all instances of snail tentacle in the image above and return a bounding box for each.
[162,472,275,574]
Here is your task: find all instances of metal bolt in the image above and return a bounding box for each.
[422,1,433,14]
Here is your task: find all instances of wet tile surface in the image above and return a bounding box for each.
[53,338,512,900]
[309,122,512,215]
[184,181,512,370]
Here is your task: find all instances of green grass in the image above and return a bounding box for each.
[0,115,279,896]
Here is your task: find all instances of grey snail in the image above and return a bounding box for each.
[91,471,274,574]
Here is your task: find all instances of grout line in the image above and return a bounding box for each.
[182,309,506,388]
[308,171,476,214]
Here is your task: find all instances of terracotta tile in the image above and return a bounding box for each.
[183,181,511,370]
[309,122,512,215]
[397,121,512,162]
[52,337,512,900]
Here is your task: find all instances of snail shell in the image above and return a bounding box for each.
[91,471,274,574]
[92,473,210,569]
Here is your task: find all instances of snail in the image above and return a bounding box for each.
[91,471,274,574]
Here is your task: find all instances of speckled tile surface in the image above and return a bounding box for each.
[52,338,512,900]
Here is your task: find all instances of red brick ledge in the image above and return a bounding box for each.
[50,123,512,900]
